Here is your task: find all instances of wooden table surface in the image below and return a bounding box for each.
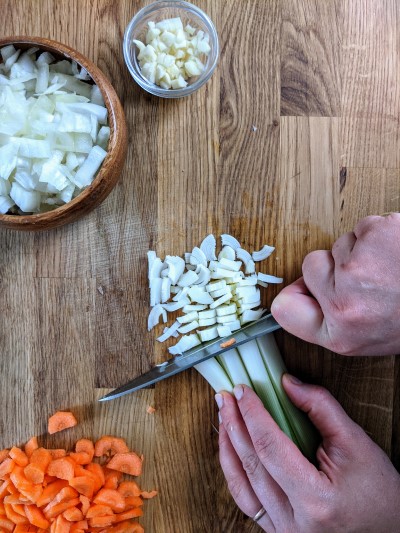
[1,1,399,531]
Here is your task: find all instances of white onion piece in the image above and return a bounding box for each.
[193,264,211,286]
[165,256,185,284]
[177,311,198,324]
[206,280,226,292]
[210,292,232,309]
[182,304,207,313]
[252,245,275,261]
[241,309,264,324]
[216,303,237,317]
[224,319,241,331]
[257,280,269,288]
[177,270,199,287]
[218,245,236,261]
[188,287,214,305]
[172,287,190,302]
[236,247,253,269]
[258,272,284,284]
[198,326,219,342]
[157,321,180,342]
[237,275,258,286]
[161,277,172,303]
[147,251,157,276]
[189,247,207,266]
[162,297,190,312]
[245,259,256,274]
[148,257,163,282]
[209,286,232,299]
[238,301,262,313]
[221,234,241,249]
[0,195,14,214]
[217,313,238,324]
[150,278,163,307]
[218,258,242,272]
[198,309,216,319]
[148,304,167,330]
[200,234,217,261]
[178,320,199,334]
[217,325,232,337]
[198,316,217,327]
[168,334,201,355]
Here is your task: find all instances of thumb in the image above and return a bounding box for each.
[271,278,328,347]
[282,374,362,445]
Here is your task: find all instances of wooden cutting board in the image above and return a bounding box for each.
[0,1,399,531]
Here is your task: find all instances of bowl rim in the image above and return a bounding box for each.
[123,0,219,98]
[0,36,127,230]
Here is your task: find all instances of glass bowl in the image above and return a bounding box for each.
[123,0,219,98]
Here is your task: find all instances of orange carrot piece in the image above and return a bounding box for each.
[103,471,120,490]
[24,505,50,529]
[10,467,43,503]
[106,452,142,477]
[24,448,52,484]
[146,405,156,414]
[85,505,114,518]
[79,496,90,517]
[9,448,29,468]
[48,412,77,435]
[75,440,94,461]
[0,515,17,531]
[94,437,129,458]
[11,502,27,517]
[36,480,69,507]
[69,519,88,532]
[124,496,144,509]
[48,450,67,460]
[92,489,125,513]
[88,514,116,528]
[69,453,91,466]
[141,489,158,499]
[68,477,95,500]
[24,438,39,460]
[44,498,80,520]
[4,503,29,524]
[6,480,20,496]
[114,507,143,522]
[14,525,39,533]
[63,506,84,522]
[0,480,10,499]
[85,464,104,487]
[53,514,72,533]
[107,521,144,533]
[0,450,10,464]
[73,466,102,495]
[0,459,15,479]
[47,458,76,481]
[117,481,141,498]
[50,486,79,505]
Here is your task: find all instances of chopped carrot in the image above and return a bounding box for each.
[10,503,26,517]
[44,498,80,520]
[24,505,50,529]
[103,471,121,490]
[69,453,91,466]
[85,463,104,488]
[0,450,10,464]
[78,496,90,517]
[73,466,101,495]
[14,525,39,532]
[220,337,236,348]
[52,514,72,532]
[9,448,29,468]
[36,480,69,507]
[85,504,114,518]
[107,521,144,533]
[114,507,143,522]
[24,438,38,459]
[92,489,125,513]
[62,506,84,522]
[88,514,116,528]
[4,503,29,524]
[124,496,144,509]
[75,440,94,462]
[68,477,95,499]
[94,437,129,458]
[0,515,16,531]
[146,405,156,414]
[48,412,78,435]
[107,452,142,476]
[0,480,10,499]
[0,459,15,480]
[141,489,158,499]
[69,519,88,531]
[48,450,67,460]
[47,458,76,481]
[117,481,141,498]
[24,448,52,484]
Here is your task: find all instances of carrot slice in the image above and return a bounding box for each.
[117,481,141,498]
[124,496,144,508]
[48,412,78,435]
[24,438,38,459]
[103,471,121,490]
[0,480,10,499]
[14,525,39,532]
[88,514,116,528]
[0,459,15,479]
[107,521,144,533]
[106,452,142,476]
[114,507,143,522]
[85,463,104,488]
[94,437,129,458]
[47,458,76,481]
[52,513,72,532]
[24,505,50,529]
[79,496,90,517]
[85,504,114,518]
[10,503,26,517]
[69,519,88,531]
[4,503,29,524]
[141,489,158,499]
[68,477,95,499]
[24,448,52,484]
[9,448,29,468]
[75,440,94,461]
[44,498,80,520]
[69,452,91,466]
[92,489,125,513]
[62,506,84,522]
[0,449,10,464]
[48,450,67,460]
[36,480,69,507]
[0,515,16,531]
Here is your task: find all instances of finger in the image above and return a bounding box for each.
[233,385,319,500]
[218,423,275,532]
[271,277,329,347]
[353,215,383,238]
[282,374,364,466]
[217,392,291,526]
[331,231,357,266]
[301,250,335,303]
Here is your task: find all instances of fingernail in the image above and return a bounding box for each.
[285,373,302,385]
[233,385,244,400]
[215,393,224,409]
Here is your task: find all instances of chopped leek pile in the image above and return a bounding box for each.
[0,45,109,214]
[148,235,319,462]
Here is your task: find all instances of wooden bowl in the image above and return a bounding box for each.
[0,36,128,231]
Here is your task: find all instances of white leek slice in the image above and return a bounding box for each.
[162,297,190,312]
[221,234,241,249]
[209,286,232,299]
[182,304,207,312]
[200,234,217,261]
[218,258,242,272]
[189,247,207,266]
[216,303,237,317]
[217,325,232,338]
[241,309,264,324]
[223,319,241,331]
[237,274,258,286]
[177,270,199,287]
[198,326,219,342]
[194,358,233,393]
[252,245,275,261]
[198,309,216,319]
[240,291,261,305]
[245,259,256,274]
[165,255,185,284]
[193,264,211,286]
[209,292,232,309]
[157,320,180,342]
[168,333,201,355]
[238,301,262,313]
[210,268,238,280]
[257,280,269,288]
[172,287,190,302]
[147,251,157,276]
[188,287,214,304]
[147,304,167,330]
[235,285,257,298]
[258,272,284,284]
[148,256,163,282]
[198,317,217,327]
[218,245,236,261]
[178,320,199,334]
[150,278,163,307]
[177,311,198,324]
[236,247,253,269]
[217,348,253,388]
[161,277,172,303]
[217,313,239,324]
[206,280,226,292]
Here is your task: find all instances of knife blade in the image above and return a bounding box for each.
[99,314,280,401]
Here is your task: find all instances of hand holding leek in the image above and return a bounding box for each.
[217,378,400,533]
[271,214,400,356]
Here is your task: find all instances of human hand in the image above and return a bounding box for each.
[271,214,400,355]
[216,377,400,533]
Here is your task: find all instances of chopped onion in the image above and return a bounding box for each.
[168,334,201,355]
[252,244,275,261]
[147,304,167,330]
[157,321,180,342]
[200,234,217,261]
[221,234,241,250]
[258,272,284,284]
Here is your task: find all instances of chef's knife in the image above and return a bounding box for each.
[99,314,280,401]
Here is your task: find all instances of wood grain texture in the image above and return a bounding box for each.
[0,1,399,532]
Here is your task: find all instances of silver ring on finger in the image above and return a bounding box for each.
[253,506,267,522]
